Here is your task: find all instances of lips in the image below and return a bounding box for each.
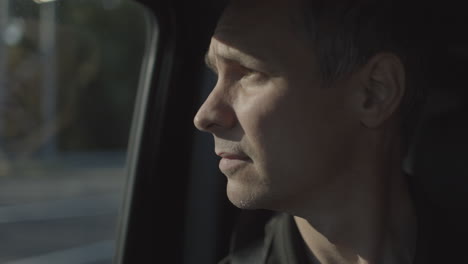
[216,152,251,173]
[216,152,250,160]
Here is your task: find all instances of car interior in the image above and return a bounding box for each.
[0,0,467,263]
[117,1,468,263]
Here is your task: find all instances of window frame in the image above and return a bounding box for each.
[115,0,227,263]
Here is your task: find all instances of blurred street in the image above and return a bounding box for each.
[0,153,127,263]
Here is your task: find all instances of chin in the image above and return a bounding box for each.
[225,178,272,210]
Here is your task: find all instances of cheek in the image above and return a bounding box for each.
[237,81,353,182]
[233,83,284,166]
[235,83,299,174]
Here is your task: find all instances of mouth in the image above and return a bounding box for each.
[216,152,251,173]
[216,152,250,160]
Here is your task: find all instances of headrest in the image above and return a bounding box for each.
[411,107,468,209]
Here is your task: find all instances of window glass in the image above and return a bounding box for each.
[0,0,157,263]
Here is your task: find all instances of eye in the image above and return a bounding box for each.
[242,67,256,76]
[240,67,266,83]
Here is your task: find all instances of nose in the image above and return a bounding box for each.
[194,88,236,133]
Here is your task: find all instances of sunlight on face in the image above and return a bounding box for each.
[195,0,360,212]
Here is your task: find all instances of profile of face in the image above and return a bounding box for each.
[194,0,366,212]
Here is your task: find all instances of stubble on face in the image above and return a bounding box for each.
[208,0,358,212]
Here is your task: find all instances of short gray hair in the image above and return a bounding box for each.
[299,0,431,152]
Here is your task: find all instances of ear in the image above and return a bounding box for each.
[358,53,405,128]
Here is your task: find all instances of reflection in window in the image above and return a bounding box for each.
[0,0,157,263]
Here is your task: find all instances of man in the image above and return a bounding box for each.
[194,0,432,263]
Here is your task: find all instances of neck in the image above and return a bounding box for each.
[292,143,417,264]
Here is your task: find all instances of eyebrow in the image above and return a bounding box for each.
[205,46,270,74]
[204,52,217,73]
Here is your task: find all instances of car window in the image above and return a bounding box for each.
[0,0,157,263]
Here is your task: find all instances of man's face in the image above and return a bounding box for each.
[194,0,360,212]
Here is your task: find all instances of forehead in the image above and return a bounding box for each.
[216,0,302,34]
[210,0,309,67]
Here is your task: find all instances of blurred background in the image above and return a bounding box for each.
[0,0,155,263]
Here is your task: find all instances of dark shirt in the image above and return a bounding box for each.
[218,178,468,264]
[218,212,309,264]
[220,212,417,264]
